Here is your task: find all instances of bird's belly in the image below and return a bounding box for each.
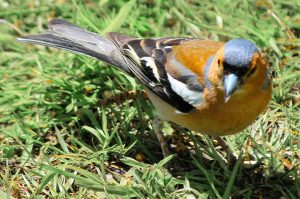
[146,88,271,136]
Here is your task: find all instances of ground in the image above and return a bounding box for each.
[0,0,299,198]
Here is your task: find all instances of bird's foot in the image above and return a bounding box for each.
[152,117,171,158]
[213,136,237,165]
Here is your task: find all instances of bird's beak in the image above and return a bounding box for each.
[224,74,239,103]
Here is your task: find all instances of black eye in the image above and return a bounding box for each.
[223,62,248,76]
[218,59,221,66]
[247,67,257,77]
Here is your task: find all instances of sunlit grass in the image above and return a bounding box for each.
[0,0,299,198]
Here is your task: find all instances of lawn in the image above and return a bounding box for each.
[0,0,299,198]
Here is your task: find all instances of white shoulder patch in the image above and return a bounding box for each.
[167,74,203,106]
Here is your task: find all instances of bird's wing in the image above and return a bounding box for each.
[108,33,209,113]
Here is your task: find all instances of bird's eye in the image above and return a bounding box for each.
[247,66,257,77]
[223,62,248,76]
[217,59,222,67]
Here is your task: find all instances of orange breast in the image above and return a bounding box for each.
[172,40,224,82]
[147,84,272,136]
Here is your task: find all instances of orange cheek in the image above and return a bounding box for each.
[208,48,224,87]
[244,69,266,93]
[243,53,269,93]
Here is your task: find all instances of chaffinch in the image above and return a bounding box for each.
[18,19,272,159]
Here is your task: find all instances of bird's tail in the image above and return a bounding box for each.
[17,19,130,73]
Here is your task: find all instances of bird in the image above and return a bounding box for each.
[18,19,272,160]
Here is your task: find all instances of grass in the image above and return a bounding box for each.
[0,0,299,198]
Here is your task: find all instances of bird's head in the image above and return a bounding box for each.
[210,39,271,102]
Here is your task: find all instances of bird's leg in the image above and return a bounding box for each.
[152,117,171,158]
[213,136,237,165]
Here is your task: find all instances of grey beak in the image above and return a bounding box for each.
[224,74,239,103]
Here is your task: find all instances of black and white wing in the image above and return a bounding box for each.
[108,33,204,113]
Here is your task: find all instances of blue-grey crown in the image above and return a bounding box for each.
[223,39,259,68]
